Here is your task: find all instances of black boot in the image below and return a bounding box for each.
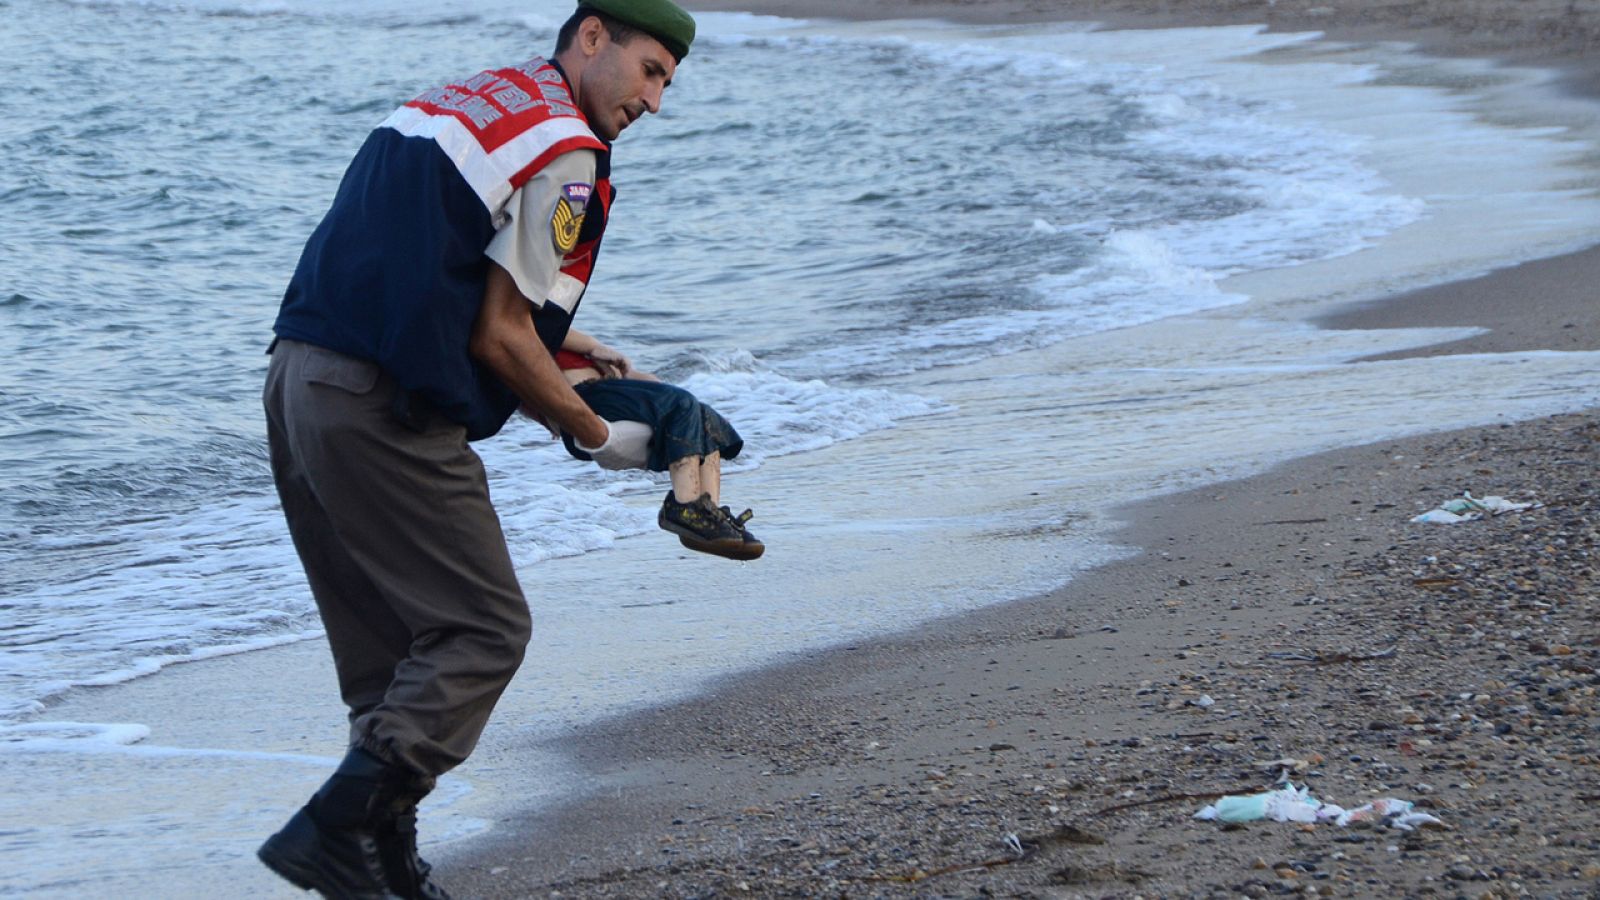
[374,772,452,900]
[258,747,408,899]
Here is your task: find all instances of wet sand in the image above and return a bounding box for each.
[438,2,1600,896]
[1316,244,1600,361]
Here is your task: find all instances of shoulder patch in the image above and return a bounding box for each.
[551,182,592,254]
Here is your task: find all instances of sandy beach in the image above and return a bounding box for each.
[430,1,1600,897]
[449,412,1599,897]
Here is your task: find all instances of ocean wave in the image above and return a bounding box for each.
[0,353,944,723]
[0,1,1460,735]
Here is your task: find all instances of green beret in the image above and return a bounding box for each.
[580,0,696,62]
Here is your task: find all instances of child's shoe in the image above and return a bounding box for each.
[719,505,765,560]
[658,492,762,561]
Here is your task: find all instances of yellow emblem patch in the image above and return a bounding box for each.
[550,182,592,254]
[551,199,583,253]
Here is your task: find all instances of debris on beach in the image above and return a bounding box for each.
[1410,491,1537,524]
[1195,784,1446,831]
[1194,784,1323,824]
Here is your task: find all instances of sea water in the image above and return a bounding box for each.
[3,0,1600,894]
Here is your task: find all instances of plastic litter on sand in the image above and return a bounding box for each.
[1411,491,1537,525]
[1195,784,1446,831]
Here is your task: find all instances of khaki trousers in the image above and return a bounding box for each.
[263,339,531,776]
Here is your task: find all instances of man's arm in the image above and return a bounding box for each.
[473,148,617,447]
[469,262,609,448]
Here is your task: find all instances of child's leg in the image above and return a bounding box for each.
[699,452,721,504]
[668,455,701,504]
[668,451,721,505]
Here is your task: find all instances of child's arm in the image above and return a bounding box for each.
[561,329,660,381]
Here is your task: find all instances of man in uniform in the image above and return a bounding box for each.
[256,2,696,897]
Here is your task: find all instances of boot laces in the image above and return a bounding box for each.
[390,813,430,879]
[381,811,453,899]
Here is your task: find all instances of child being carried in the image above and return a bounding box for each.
[547,329,763,561]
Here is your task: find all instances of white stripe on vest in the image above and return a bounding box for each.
[379,105,600,215]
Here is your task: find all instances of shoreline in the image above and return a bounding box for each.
[439,2,1600,896]
[1314,244,1600,362]
[690,0,1600,99]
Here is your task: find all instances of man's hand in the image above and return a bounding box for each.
[470,263,609,447]
[574,419,651,470]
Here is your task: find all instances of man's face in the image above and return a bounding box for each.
[578,24,676,142]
